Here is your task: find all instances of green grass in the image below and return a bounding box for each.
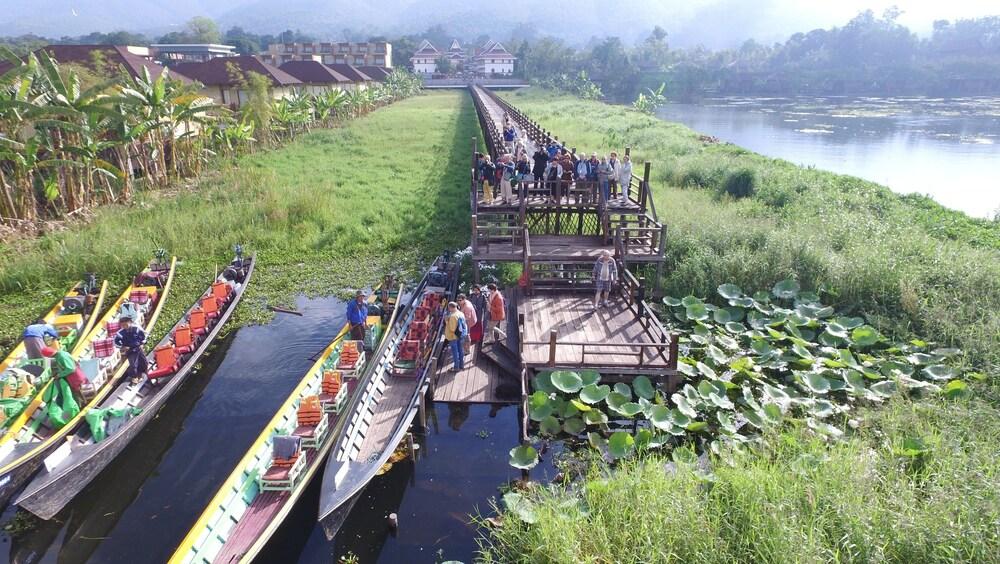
[502,89,1000,381]
[0,90,477,348]
[479,397,1000,563]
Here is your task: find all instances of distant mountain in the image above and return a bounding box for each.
[0,0,246,37]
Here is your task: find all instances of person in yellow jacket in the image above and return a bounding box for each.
[444,301,467,371]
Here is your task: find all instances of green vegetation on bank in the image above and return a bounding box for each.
[480,397,1000,563]
[501,89,1000,381]
[0,90,475,349]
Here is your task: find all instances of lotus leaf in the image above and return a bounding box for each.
[718,283,743,299]
[670,408,692,428]
[707,345,728,365]
[762,403,783,425]
[503,492,538,523]
[708,391,734,409]
[696,362,718,379]
[751,339,773,355]
[810,399,836,418]
[762,384,791,407]
[818,331,846,347]
[539,415,561,435]
[686,303,709,321]
[529,391,554,421]
[568,399,591,413]
[649,405,672,431]
[681,296,702,307]
[942,380,969,400]
[844,370,866,393]
[608,432,635,458]
[579,383,610,404]
[613,383,632,399]
[870,380,897,397]
[533,372,556,394]
[634,428,654,450]
[578,369,601,387]
[835,316,864,329]
[772,279,800,299]
[743,409,765,429]
[724,306,746,321]
[800,372,830,394]
[825,322,849,339]
[717,411,737,434]
[851,325,880,347]
[752,291,771,303]
[561,399,580,418]
[767,327,786,340]
[588,432,606,449]
[632,376,655,400]
[673,310,687,322]
[729,297,755,308]
[509,444,539,469]
[687,421,709,432]
[662,296,682,307]
[725,321,745,334]
[729,356,754,373]
[547,371,581,393]
[716,335,740,351]
[747,310,769,329]
[788,311,811,326]
[792,342,814,360]
[713,308,732,323]
[906,353,935,365]
[677,362,697,377]
[674,396,698,419]
[584,409,609,425]
[562,417,586,435]
[932,347,960,357]
[616,402,643,417]
[741,387,761,410]
[923,365,955,381]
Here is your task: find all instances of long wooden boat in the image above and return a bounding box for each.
[0,275,109,375]
[0,257,176,508]
[17,252,256,519]
[317,255,458,539]
[170,282,402,564]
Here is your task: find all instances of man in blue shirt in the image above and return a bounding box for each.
[346,291,368,341]
[114,315,149,385]
[23,321,59,359]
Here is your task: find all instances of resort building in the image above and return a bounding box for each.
[410,40,441,75]
[173,55,301,109]
[474,40,517,75]
[278,60,359,93]
[445,39,465,71]
[262,42,392,69]
[151,44,238,65]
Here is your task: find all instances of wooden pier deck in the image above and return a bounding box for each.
[432,355,509,403]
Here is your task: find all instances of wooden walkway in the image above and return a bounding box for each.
[433,353,508,404]
[519,294,673,373]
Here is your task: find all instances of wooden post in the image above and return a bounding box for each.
[547,329,558,366]
[637,276,646,321]
[471,136,478,168]
[642,161,652,211]
[417,389,427,430]
[668,333,679,370]
[471,214,478,255]
[625,146,631,157]
[518,314,525,355]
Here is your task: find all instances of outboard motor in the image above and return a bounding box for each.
[222,244,248,282]
[62,295,86,314]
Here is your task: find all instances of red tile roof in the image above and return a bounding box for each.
[173,55,301,87]
[278,60,352,84]
[326,64,373,82]
[0,45,192,84]
[357,66,392,81]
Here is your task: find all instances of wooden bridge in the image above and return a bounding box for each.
[428,85,678,409]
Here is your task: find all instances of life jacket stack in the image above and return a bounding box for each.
[320,369,346,413]
[392,291,445,376]
[336,340,365,378]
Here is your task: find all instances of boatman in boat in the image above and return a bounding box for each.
[22,320,59,359]
[114,315,149,385]
[347,290,368,341]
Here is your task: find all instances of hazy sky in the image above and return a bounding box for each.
[2,0,998,45]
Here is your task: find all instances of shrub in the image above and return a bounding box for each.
[721,168,756,199]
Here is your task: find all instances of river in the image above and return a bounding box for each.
[656,96,1000,218]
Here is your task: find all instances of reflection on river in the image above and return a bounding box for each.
[657,96,1000,218]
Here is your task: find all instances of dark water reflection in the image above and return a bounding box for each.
[1,296,544,564]
[657,96,1000,217]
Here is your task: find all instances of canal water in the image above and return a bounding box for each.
[0,295,547,564]
[657,96,1000,218]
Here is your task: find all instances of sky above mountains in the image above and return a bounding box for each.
[4,0,997,48]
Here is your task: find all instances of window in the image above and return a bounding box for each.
[321,45,332,53]
[354,57,364,65]
[375,57,385,65]
[357,45,367,53]
[323,55,333,64]
[339,46,349,53]
[336,57,346,64]
[303,46,313,54]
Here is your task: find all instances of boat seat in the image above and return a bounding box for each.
[211,281,232,302]
[189,309,207,336]
[173,324,194,355]
[200,295,220,319]
[320,371,347,413]
[148,345,178,381]
[259,436,305,492]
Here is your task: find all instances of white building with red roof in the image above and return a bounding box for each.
[474,40,516,76]
[410,40,441,75]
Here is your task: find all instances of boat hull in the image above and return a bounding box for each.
[17,255,255,519]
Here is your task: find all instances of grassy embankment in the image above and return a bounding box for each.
[478,89,1000,561]
[0,90,477,348]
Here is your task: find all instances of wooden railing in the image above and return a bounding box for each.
[520,331,675,369]
[522,227,533,295]
[472,213,523,255]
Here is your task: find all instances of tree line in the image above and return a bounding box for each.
[0,50,422,226]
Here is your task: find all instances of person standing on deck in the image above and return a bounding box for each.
[547,139,561,160]
[515,154,532,197]
[457,294,478,355]
[608,151,620,199]
[597,156,613,205]
[575,153,589,181]
[618,155,633,204]
[444,302,467,371]
[469,285,487,348]
[499,154,516,205]
[347,291,368,341]
[114,315,148,385]
[503,124,517,153]
[22,321,58,359]
[486,283,506,343]
[479,154,496,204]
[544,159,563,204]
[532,147,549,185]
[592,250,618,310]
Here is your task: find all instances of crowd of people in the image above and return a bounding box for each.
[477,116,634,206]
[444,283,506,372]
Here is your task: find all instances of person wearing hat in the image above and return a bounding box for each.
[114,315,149,385]
[22,320,59,359]
[346,290,369,341]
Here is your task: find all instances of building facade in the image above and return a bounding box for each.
[151,44,237,65]
[474,40,516,75]
[173,56,301,109]
[262,42,392,69]
[410,40,441,75]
